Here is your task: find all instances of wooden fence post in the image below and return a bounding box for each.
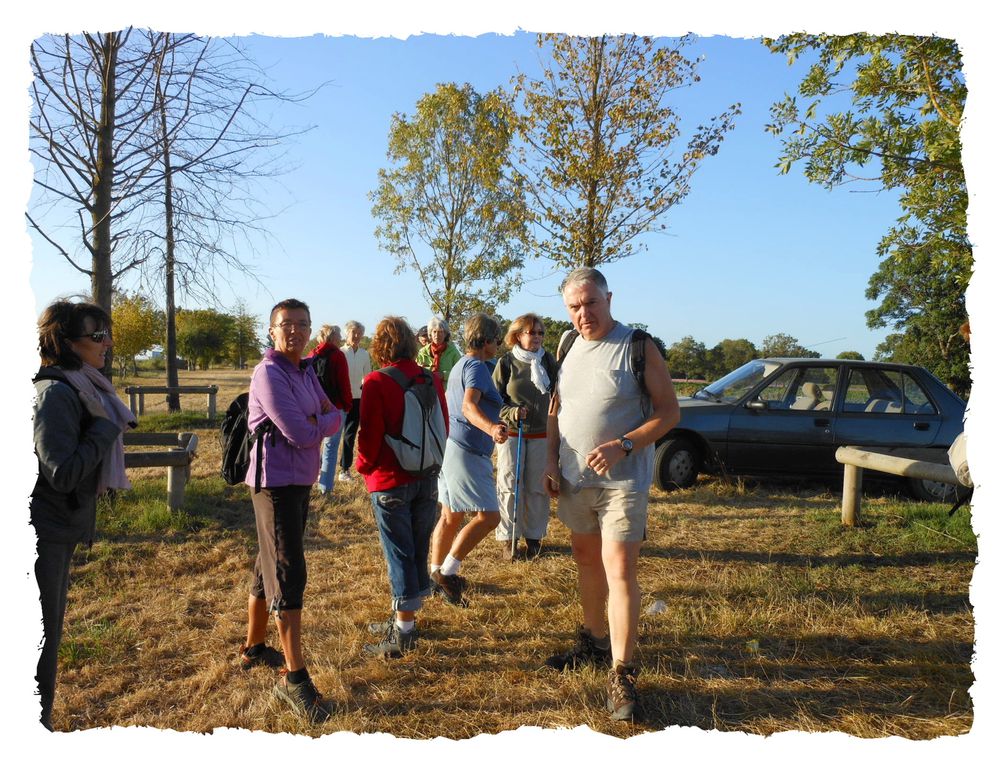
[841,463,862,527]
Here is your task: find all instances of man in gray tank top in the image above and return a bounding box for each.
[542,267,681,722]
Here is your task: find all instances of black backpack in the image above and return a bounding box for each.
[309,349,341,406]
[377,367,446,478]
[555,328,651,397]
[220,392,274,493]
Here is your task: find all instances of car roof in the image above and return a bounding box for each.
[763,357,919,370]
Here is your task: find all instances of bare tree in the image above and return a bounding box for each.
[29,30,163,370]
[137,32,313,409]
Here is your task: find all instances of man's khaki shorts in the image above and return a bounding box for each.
[556,477,648,542]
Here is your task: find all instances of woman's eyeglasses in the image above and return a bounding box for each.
[76,329,111,343]
[274,320,311,331]
[523,330,546,336]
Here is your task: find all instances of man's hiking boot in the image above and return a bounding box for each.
[606,663,639,721]
[544,626,611,671]
[524,538,542,560]
[431,570,468,607]
[502,541,520,562]
[364,619,418,659]
[273,669,332,723]
[238,643,285,671]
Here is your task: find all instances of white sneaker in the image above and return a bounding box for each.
[338,471,352,482]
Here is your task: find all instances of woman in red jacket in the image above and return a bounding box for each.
[356,316,448,658]
[308,324,352,494]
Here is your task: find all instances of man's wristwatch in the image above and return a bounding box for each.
[619,437,634,455]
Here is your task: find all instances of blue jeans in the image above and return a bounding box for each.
[370,477,439,613]
[317,432,341,492]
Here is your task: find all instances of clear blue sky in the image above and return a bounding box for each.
[28,31,905,360]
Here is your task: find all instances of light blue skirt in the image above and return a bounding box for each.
[437,438,499,513]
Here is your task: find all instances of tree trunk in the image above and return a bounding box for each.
[92,32,119,377]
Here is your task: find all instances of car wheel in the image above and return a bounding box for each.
[907,477,963,503]
[653,437,700,491]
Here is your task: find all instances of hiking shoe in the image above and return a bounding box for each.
[363,621,418,659]
[337,471,352,482]
[544,626,611,671]
[273,670,332,723]
[502,541,520,562]
[431,570,468,607]
[238,643,285,671]
[524,539,542,560]
[607,663,639,721]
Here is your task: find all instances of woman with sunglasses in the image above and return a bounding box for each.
[492,314,558,561]
[428,313,509,606]
[31,300,136,730]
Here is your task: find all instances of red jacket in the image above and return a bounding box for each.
[307,341,353,411]
[356,358,449,492]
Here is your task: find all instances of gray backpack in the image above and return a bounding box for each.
[378,367,446,478]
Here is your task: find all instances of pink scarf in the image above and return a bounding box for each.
[61,365,135,494]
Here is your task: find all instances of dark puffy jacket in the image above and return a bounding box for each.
[30,371,121,545]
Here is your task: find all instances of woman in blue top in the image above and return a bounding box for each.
[428,313,514,607]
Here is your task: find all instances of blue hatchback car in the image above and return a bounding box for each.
[653,358,966,501]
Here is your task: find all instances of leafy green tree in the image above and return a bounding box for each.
[175,308,233,370]
[709,338,758,378]
[111,292,165,377]
[761,333,821,359]
[666,336,708,380]
[837,350,865,360]
[228,300,262,369]
[513,33,740,267]
[370,83,529,326]
[764,34,969,394]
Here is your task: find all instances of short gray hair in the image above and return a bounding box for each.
[560,267,608,295]
[427,316,449,336]
[316,324,339,345]
[345,320,364,334]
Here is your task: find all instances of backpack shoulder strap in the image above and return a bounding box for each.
[629,328,650,398]
[556,330,579,367]
[378,366,411,389]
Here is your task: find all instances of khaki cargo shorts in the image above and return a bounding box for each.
[556,477,648,542]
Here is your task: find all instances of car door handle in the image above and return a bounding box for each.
[814,418,830,428]
[913,422,930,431]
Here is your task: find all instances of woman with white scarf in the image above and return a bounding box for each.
[31,300,135,730]
[492,313,559,561]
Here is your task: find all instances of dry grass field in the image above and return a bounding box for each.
[47,368,975,738]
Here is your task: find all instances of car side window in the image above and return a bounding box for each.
[787,366,839,411]
[757,369,799,410]
[843,369,936,414]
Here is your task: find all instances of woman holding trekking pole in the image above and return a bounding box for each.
[492,313,558,561]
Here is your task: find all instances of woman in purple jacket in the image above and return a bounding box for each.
[239,298,343,724]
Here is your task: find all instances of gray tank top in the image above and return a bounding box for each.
[556,322,654,490]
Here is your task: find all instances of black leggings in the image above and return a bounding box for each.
[339,398,361,471]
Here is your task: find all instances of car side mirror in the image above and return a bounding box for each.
[746,400,767,411]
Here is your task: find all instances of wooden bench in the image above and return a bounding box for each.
[124,385,218,418]
[123,432,199,511]
[835,446,962,526]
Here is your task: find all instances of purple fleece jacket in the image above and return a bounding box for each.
[245,348,343,488]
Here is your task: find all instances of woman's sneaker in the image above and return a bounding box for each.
[544,627,611,671]
[238,643,284,671]
[431,570,468,607]
[606,663,639,721]
[364,620,419,659]
[273,670,332,723]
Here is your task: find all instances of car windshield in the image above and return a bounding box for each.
[697,360,783,403]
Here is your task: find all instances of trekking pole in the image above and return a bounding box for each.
[511,414,524,560]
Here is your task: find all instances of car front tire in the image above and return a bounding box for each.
[653,437,700,491]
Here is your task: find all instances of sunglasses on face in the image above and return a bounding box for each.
[76,328,111,343]
[524,330,545,336]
